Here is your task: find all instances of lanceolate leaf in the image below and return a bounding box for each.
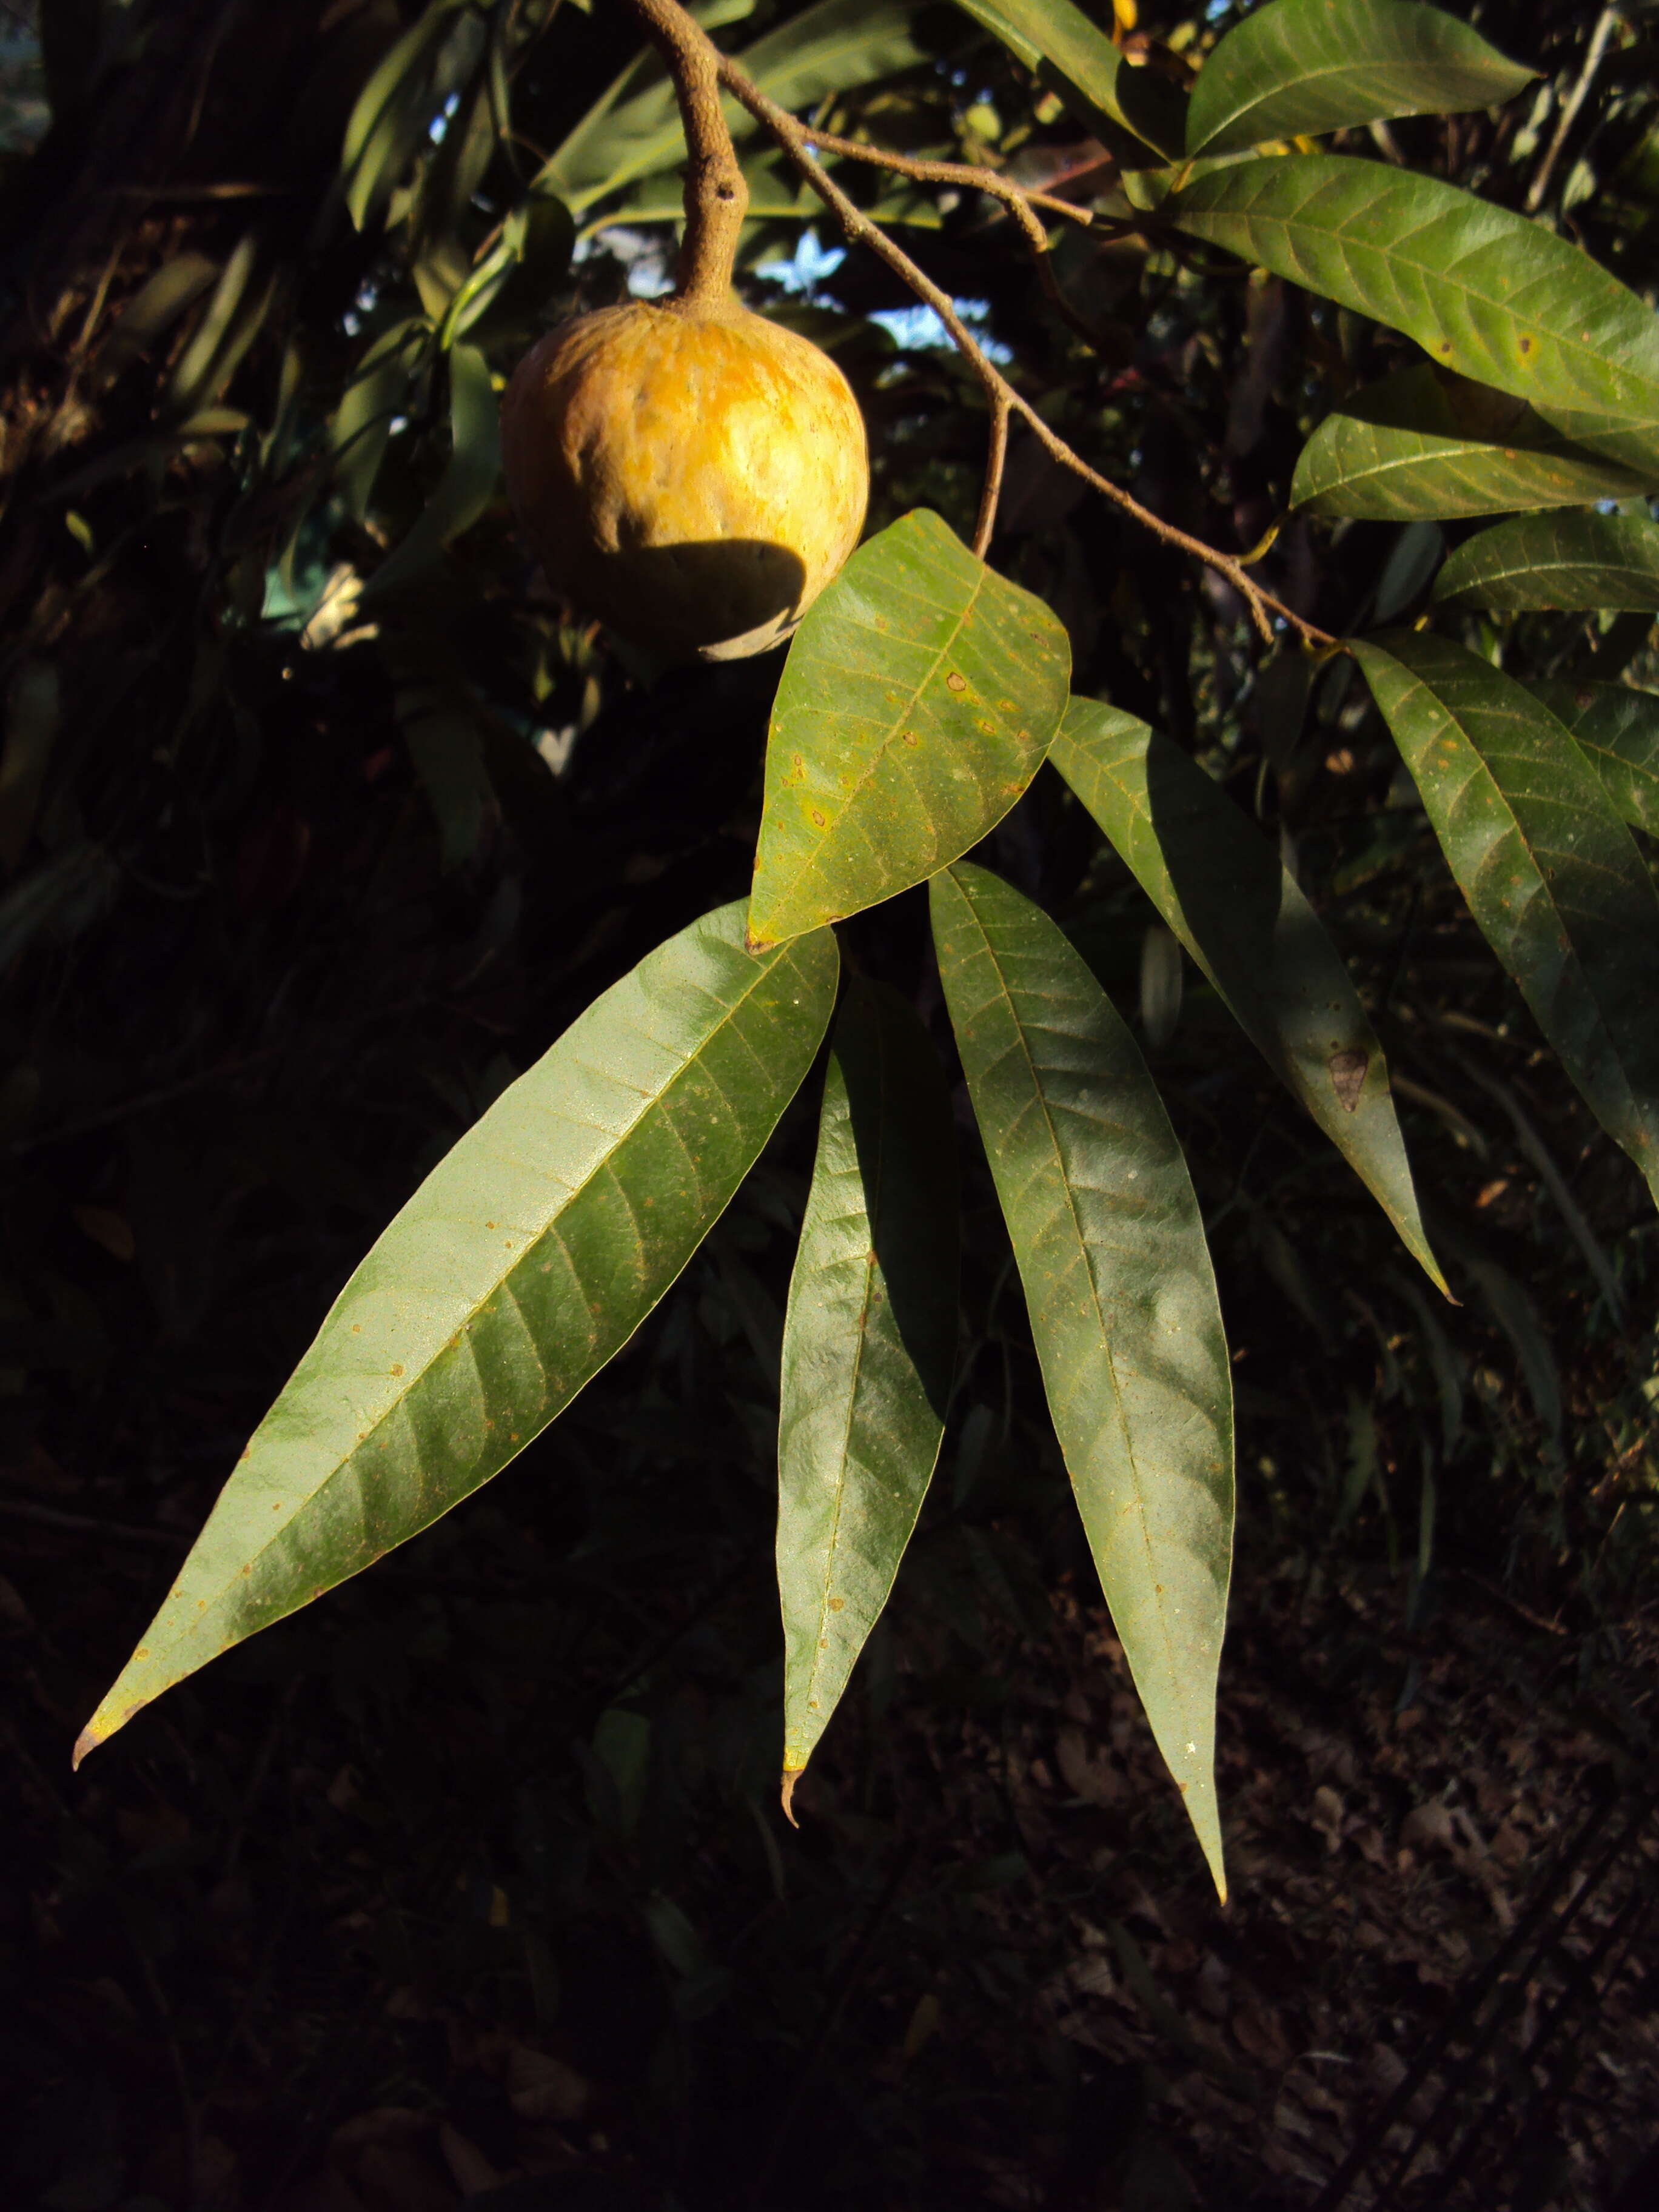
[1435,511,1659,611]
[1165,155,1659,475]
[1353,635,1659,1205]
[77,904,839,1761]
[930,863,1233,1895]
[1051,700,1446,1294]
[748,511,1070,948]
[1291,364,1655,521]
[1524,679,1659,837]
[777,980,959,1797]
[1186,0,1532,159]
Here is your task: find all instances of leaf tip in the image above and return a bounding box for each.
[780,1767,805,1827]
[72,1722,103,1772]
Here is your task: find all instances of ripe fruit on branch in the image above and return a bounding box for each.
[501,296,870,662]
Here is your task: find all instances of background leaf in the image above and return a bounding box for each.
[1434,511,1659,611]
[1354,634,1659,1205]
[542,0,931,210]
[947,0,1185,156]
[1186,0,1532,159]
[930,862,1233,1895]
[748,511,1071,948]
[1525,678,1659,837]
[1290,363,1656,521]
[777,979,959,1794]
[1166,154,1659,475]
[77,902,839,1760]
[1051,700,1446,1293]
[365,341,500,597]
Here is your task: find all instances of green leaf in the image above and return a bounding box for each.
[1353,633,1659,1206]
[748,512,1071,949]
[947,0,1185,158]
[75,902,839,1762]
[1186,0,1532,159]
[1290,364,1657,521]
[365,343,500,598]
[1435,511,1659,611]
[1524,678,1659,837]
[543,0,931,210]
[777,980,959,1795]
[930,862,1233,1895]
[330,317,431,523]
[1050,700,1446,1293]
[1165,155,1659,475]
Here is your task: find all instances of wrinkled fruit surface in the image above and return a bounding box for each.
[501,298,869,662]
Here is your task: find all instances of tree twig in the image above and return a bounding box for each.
[714,49,1332,646]
[974,390,1010,556]
[623,0,748,307]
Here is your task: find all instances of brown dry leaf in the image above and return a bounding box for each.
[1233,2003,1294,2070]
[437,2124,504,2196]
[1401,1798,1456,1852]
[1055,1722,1118,1805]
[1310,1785,1344,1853]
[506,2046,591,2124]
[73,1203,136,1261]
[347,2142,458,2212]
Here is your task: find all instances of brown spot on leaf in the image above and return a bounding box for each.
[389,1362,404,1376]
[1329,1048,1368,1111]
[945,671,967,692]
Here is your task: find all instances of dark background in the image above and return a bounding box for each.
[2,2,1657,2205]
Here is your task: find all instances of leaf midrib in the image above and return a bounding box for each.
[949,870,1202,1753]
[1196,44,1509,155]
[801,1019,890,1724]
[185,936,796,1630]
[1382,656,1650,1132]
[1179,167,1659,427]
[762,563,991,928]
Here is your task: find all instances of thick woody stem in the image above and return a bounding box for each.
[624,0,748,309]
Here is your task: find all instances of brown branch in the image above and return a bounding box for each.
[622,0,1332,645]
[799,122,1133,358]
[974,392,1010,557]
[791,125,1099,236]
[623,0,748,309]
[714,53,1333,646]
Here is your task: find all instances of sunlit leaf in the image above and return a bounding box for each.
[1354,633,1659,1205]
[1051,700,1446,1293]
[1291,364,1656,521]
[1166,155,1659,474]
[76,903,839,1762]
[748,512,1070,948]
[1435,511,1659,611]
[777,980,958,1797]
[930,862,1233,1895]
[948,0,1185,157]
[1524,678,1659,837]
[1187,0,1532,159]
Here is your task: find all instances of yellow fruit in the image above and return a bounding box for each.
[501,297,869,662]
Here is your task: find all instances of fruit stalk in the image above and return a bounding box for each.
[624,0,749,310]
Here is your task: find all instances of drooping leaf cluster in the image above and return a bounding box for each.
[38,0,1659,1897]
